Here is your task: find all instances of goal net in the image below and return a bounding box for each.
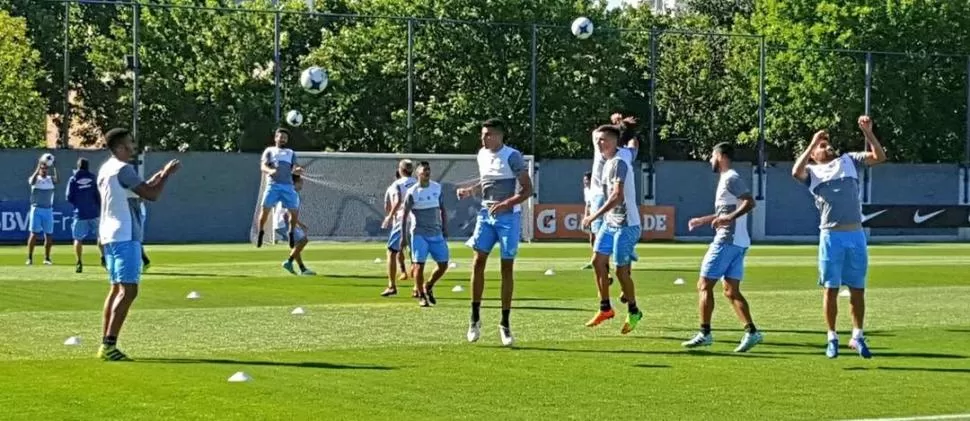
[250,152,536,244]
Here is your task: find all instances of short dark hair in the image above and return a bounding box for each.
[77,157,89,171]
[104,128,131,151]
[275,127,290,137]
[482,118,506,134]
[713,142,735,160]
[594,124,621,139]
[417,161,431,170]
[583,171,592,179]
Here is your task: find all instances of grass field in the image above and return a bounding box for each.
[1,241,969,421]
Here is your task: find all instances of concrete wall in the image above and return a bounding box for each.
[0,149,963,243]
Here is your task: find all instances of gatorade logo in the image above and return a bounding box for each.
[534,204,675,240]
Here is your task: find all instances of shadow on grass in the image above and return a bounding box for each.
[436,297,563,302]
[497,346,785,359]
[148,272,252,279]
[753,350,967,359]
[481,305,588,312]
[660,327,895,337]
[655,336,888,351]
[137,358,396,370]
[633,364,672,369]
[322,275,390,281]
[845,366,970,374]
[944,329,970,333]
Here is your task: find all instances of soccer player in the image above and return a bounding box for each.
[278,174,316,276]
[581,125,643,334]
[458,118,533,346]
[255,128,303,249]
[682,142,763,352]
[66,158,104,273]
[402,161,450,307]
[792,115,886,359]
[97,128,180,361]
[26,156,58,265]
[581,171,595,270]
[380,160,417,297]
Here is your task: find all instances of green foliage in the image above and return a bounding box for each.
[0,9,46,148]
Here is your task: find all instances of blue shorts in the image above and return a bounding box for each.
[465,209,521,260]
[589,195,606,234]
[275,226,306,243]
[104,241,142,284]
[700,243,748,281]
[412,233,449,264]
[818,229,868,289]
[261,184,300,210]
[72,218,99,241]
[28,207,54,235]
[387,225,407,252]
[594,224,641,267]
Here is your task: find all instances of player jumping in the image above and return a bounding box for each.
[278,174,316,276]
[256,128,303,249]
[682,142,763,352]
[381,160,418,297]
[67,158,104,273]
[401,161,450,307]
[458,118,533,347]
[26,156,57,265]
[582,125,643,334]
[792,115,886,359]
[97,128,180,361]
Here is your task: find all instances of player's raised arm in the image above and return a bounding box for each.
[792,130,827,183]
[854,115,887,166]
[28,163,41,185]
[49,167,58,184]
[131,159,181,202]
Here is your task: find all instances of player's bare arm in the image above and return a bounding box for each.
[456,183,482,199]
[792,130,827,182]
[489,172,533,215]
[712,193,755,229]
[382,189,405,229]
[439,200,448,238]
[688,214,716,231]
[132,159,181,202]
[28,164,40,185]
[260,159,276,176]
[50,167,58,184]
[582,180,622,228]
[857,115,887,166]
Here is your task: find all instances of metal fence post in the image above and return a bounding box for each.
[273,0,281,126]
[407,18,414,152]
[862,51,873,204]
[61,2,71,149]
[530,23,537,158]
[646,28,658,201]
[132,2,140,145]
[757,36,766,199]
[964,56,970,203]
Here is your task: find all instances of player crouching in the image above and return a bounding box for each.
[402,162,450,307]
[277,174,315,276]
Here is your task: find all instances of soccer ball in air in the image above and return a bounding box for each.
[39,153,55,167]
[300,66,328,94]
[285,110,304,127]
[571,17,594,39]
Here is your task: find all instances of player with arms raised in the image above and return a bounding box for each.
[97,128,180,361]
[582,125,643,334]
[458,118,533,346]
[380,161,417,297]
[26,156,58,265]
[401,161,450,307]
[792,115,886,359]
[682,142,762,352]
[255,128,303,249]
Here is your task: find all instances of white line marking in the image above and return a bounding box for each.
[840,413,970,421]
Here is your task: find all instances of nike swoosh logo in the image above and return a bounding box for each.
[913,209,945,224]
[861,209,887,223]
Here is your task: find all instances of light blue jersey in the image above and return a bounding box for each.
[466,145,526,259]
[406,181,448,263]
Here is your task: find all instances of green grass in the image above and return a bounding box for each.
[1,242,969,421]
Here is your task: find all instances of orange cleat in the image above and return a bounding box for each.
[585,309,616,327]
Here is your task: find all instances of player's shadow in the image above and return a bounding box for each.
[845,366,970,374]
[633,364,672,369]
[149,272,252,278]
[324,275,390,281]
[944,329,970,333]
[481,305,588,312]
[436,297,560,302]
[655,336,889,351]
[752,350,966,359]
[137,358,396,370]
[503,346,784,359]
[660,326,894,337]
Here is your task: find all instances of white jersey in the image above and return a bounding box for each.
[601,148,640,227]
[583,186,596,208]
[385,176,417,225]
[477,145,527,213]
[98,156,145,244]
[713,169,751,248]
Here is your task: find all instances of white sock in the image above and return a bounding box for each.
[852,328,864,339]
[827,331,838,341]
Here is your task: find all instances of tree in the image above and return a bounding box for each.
[0,9,47,148]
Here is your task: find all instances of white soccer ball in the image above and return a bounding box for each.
[300,66,328,94]
[285,110,304,127]
[571,17,594,39]
[39,153,55,167]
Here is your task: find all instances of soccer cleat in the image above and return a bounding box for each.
[380,287,398,297]
[682,332,713,348]
[620,311,643,335]
[425,288,436,306]
[499,325,515,347]
[467,320,482,343]
[75,262,83,274]
[849,336,873,359]
[256,230,265,248]
[97,345,132,362]
[580,262,593,270]
[411,288,419,297]
[300,268,316,276]
[43,259,53,265]
[585,309,616,327]
[826,339,839,359]
[25,258,32,266]
[418,296,430,307]
[282,260,296,275]
[734,331,764,353]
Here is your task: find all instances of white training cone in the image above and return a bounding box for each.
[186,291,201,300]
[839,289,851,298]
[63,336,80,346]
[451,285,464,293]
[448,262,458,269]
[374,258,382,264]
[228,372,252,383]
[291,307,306,315]
[544,269,555,276]
[673,278,685,285]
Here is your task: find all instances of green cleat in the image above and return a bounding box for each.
[98,345,132,362]
[620,311,643,335]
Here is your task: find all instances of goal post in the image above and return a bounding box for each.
[250,152,536,244]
